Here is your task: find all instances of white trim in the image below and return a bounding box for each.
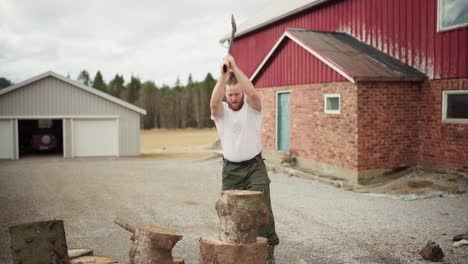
[14,119,19,160]
[437,0,468,32]
[0,115,120,119]
[115,118,120,157]
[275,90,291,151]
[62,119,67,158]
[250,31,355,84]
[11,119,15,160]
[324,94,341,114]
[0,71,147,115]
[442,90,468,124]
[71,119,74,158]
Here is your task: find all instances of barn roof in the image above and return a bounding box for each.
[220,0,330,42]
[0,71,147,115]
[251,29,426,83]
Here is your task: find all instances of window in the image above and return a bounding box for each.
[442,90,468,123]
[438,0,468,31]
[324,94,340,114]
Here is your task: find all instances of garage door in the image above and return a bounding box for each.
[73,119,118,157]
[0,120,14,159]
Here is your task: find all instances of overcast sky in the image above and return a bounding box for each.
[0,0,269,85]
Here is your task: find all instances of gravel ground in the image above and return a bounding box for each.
[0,157,467,264]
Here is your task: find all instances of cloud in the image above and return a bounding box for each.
[0,0,269,85]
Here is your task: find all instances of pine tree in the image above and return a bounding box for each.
[127,75,142,103]
[92,71,107,92]
[0,77,12,89]
[77,70,91,86]
[108,74,125,98]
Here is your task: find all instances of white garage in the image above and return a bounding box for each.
[0,71,146,159]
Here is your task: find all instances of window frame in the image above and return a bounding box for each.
[324,94,341,115]
[437,0,468,32]
[442,90,468,124]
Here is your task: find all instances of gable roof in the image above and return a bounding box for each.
[0,71,146,115]
[220,0,330,42]
[251,29,426,83]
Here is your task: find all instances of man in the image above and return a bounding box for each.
[210,54,279,263]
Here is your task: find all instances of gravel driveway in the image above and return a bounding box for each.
[0,157,467,263]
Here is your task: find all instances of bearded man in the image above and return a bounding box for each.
[210,54,279,263]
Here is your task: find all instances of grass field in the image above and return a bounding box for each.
[140,128,219,159]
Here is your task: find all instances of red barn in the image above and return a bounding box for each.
[222,0,468,183]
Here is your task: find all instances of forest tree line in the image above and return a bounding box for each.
[0,70,217,129]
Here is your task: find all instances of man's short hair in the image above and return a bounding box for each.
[226,72,238,86]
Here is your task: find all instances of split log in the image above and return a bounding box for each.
[199,236,268,264]
[9,220,69,264]
[68,248,94,259]
[113,217,136,234]
[215,190,268,244]
[70,256,118,264]
[173,256,185,264]
[129,225,183,264]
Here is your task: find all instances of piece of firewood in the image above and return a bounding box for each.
[199,236,268,264]
[129,225,183,264]
[113,217,136,233]
[69,256,118,264]
[68,248,94,259]
[215,190,268,244]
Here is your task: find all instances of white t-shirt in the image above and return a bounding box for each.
[211,101,262,162]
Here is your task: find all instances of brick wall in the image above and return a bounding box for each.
[418,79,468,173]
[258,79,467,179]
[258,82,358,170]
[356,82,420,171]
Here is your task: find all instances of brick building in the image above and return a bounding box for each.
[222,0,468,183]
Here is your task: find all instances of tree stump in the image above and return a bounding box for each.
[9,220,69,264]
[199,236,268,264]
[215,190,268,244]
[129,225,183,264]
[69,256,118,264]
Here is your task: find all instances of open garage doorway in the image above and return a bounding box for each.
[18,119,63,158]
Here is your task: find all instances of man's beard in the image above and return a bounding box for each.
[228,98,244,111]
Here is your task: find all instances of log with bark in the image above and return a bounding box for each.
[68,248,94,259]
[69,256,118,264]
[215,190,268,244]
[199,236,268,264]
[113,217,183,264]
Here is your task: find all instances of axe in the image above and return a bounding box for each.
[223,14,237,73]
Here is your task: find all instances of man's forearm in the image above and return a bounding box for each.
[231,65,261,111]
[231,66,257,97]
[210,75,227,117]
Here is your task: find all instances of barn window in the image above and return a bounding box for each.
[442,90,468,123]
[438,0,468,31]
[324,94,340,114]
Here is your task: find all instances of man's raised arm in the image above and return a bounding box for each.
[210,63,228,119]
[224,55,261,111]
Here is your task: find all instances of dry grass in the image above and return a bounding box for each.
[140,128,219,160]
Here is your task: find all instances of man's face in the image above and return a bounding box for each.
[225,83,244,111]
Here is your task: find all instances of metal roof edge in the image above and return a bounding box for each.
[220,0,330,43]
[0,71,147,115]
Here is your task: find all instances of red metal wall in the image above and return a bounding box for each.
[231,0,468,85]
[254,38,346,87]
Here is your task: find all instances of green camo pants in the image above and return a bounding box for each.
[222,157,280,246]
